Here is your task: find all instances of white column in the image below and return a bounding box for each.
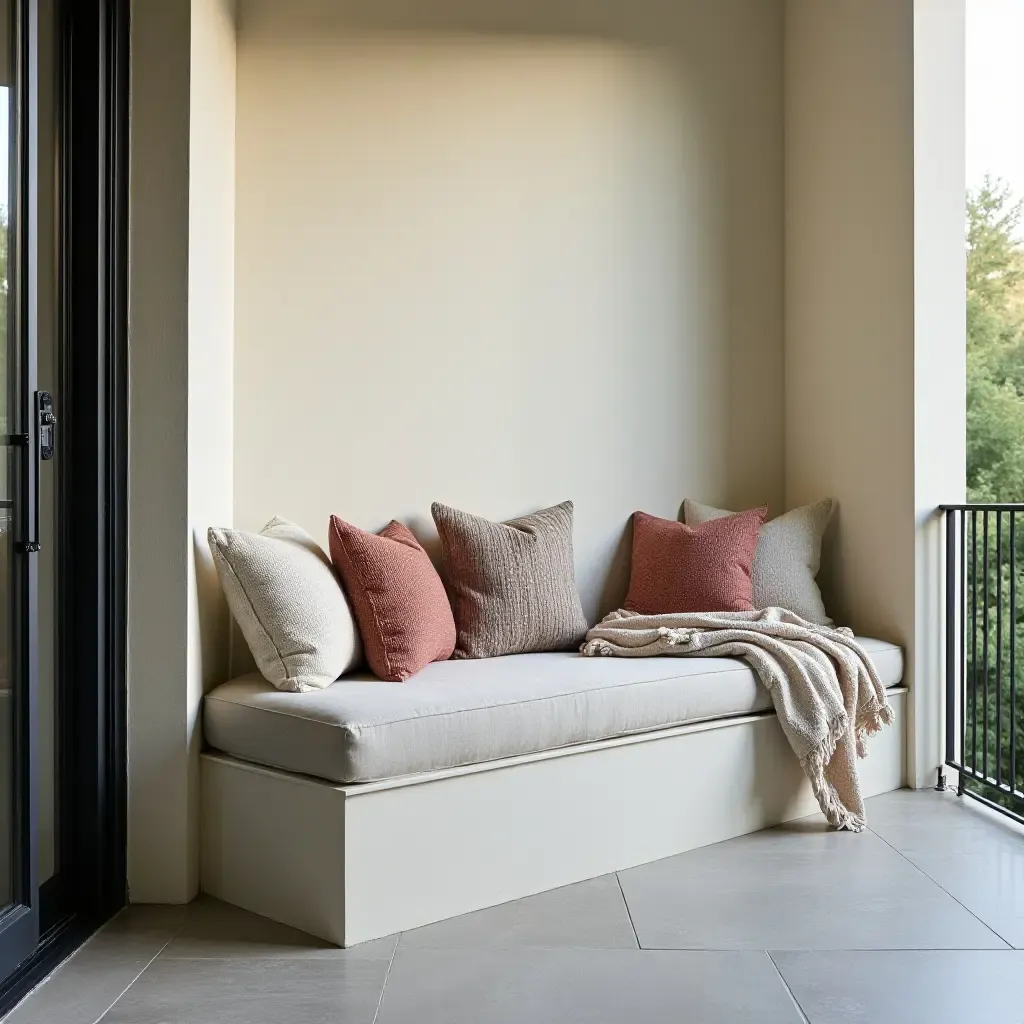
[784,0,965,789]
[127,0,235,903]
[912,0,966,788]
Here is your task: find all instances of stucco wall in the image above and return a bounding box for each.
[784,0,965,787]
[127,0,236,903]
[125,0,964,901]
[232,0,785,624]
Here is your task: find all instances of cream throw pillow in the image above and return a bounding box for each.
[683,498,835,625]
[208,517,362,691]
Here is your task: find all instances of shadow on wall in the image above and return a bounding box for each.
[240,0,759,46]
[232,0,785,626]
[193,529,232,689]
[815,505,847,629]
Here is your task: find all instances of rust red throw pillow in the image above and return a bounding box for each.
[624,507,767,615]
[328,517,456,681]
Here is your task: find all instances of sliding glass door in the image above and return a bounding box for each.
[0,0,44,977]
[0,0,127,1006]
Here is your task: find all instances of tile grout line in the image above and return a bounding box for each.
[370,938,399,1024]
[867,826,1015,949]
[87,905,195,1024]
[765,951,810,1024]
[2,905,194,1024]
[88,947,165,1024]
[614,872,642,950]
[612,945,1022,953]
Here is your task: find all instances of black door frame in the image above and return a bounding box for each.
[0,0,127,1010]
[0,0,43,982]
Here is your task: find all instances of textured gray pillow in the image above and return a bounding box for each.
[682,499,835,624]
[432,500,589,659]
[208,517,362,691]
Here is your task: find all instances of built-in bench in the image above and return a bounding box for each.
[205,639,904,785]
[199,640,906,946]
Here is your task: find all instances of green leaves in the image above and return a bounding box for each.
[968,178,1024,502]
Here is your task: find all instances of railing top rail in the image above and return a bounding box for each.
[939,503,1024,511]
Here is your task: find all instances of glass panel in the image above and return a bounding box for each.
[37,0,54,888]
[0,0,13,910]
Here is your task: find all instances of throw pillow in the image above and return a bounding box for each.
[328,517,456,681]
[624,507,766,615]
[208,517,362,692]
[683,498,834,624]
[431,500,588,659]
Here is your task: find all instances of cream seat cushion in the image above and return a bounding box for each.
[203,638,903,785]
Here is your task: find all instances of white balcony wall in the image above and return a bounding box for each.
[784,0,965,789]
[125,0,964,901]
[232,0,786,624]
[127,0,236,903]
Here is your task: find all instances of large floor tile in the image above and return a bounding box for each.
[866,789,1024,852]
[773,949,1024,1023]
[376,947,803,1024]
[99,957,390,1024]
[892,847,1024,948]
[161,896,397,959]
[866,790,1024,947]
[5,905,189,1024]
[400,874,638,949]
[618,819,1007,950]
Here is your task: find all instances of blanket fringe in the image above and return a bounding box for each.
[581,612,896,831]
[854,699,895,758]
[800,711,866,833]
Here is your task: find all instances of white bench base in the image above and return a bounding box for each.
[200,687,907,946]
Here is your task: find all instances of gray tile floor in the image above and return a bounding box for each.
[7,789,1024,1024]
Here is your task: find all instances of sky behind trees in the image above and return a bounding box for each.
[967,0,1024,205]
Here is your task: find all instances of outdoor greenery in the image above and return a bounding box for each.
[0,204,5,434]
[965,177,1024,812]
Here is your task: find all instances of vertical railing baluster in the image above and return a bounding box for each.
[946,510,956,768]
[960,510,967,793]
[984,511,990,781]
[997,512,1004,789]
[943,505,1024,816]
[972,510,979,776]
[1011,510,1017,796]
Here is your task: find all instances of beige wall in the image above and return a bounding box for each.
[127,0,236,903]
[784,0,916,638]
[186,0,237,892]
[126,0,964,900]
[127,0,193,904]
[233,0,785,622]
[784,0,965,788]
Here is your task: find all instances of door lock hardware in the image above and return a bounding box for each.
[39,391,55,461]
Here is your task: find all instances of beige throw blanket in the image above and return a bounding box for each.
[581,608,893,831]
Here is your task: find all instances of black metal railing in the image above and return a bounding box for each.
[942,504,1024,824]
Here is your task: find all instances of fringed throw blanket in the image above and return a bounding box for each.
[581,608,893,831]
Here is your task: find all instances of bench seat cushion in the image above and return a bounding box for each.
[203,638,903,785]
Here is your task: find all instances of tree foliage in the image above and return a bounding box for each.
[0,204,6,434]
[967,177,1024,501]
[0,204,6,433]
[965,178,1024,809]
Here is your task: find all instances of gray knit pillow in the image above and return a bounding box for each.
[432,500,588,659]
[683,499,835,625]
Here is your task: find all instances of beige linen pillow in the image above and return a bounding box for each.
[432,500,588,659]
[682,498,835,625]
[208,517,362,691]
